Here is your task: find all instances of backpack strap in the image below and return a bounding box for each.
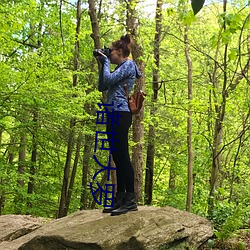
[123,80,129,99]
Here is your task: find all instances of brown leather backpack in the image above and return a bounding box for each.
[123,81,146,114]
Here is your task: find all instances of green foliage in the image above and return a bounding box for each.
[210,200,236,226]
[214,204,250,240]
[0,1,249,238]
[238,241,245,250]
[207,239,215,249]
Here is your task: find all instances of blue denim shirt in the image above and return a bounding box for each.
[98,58,142,112]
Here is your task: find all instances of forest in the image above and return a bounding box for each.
[0,0,249,248]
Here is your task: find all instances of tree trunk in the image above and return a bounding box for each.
[0,129,5,214]
[208,9,250,216]
[18,135,26,187]
[0,129,2,148]
[15,134,27,214]
[208,0,228,216]
[88,0,101,49]
[87,0,107,103]
[80,135,92,210]
[0,127,4,213]
[27,110,38,207]
[58,119,75,218]
[2,137,15,214]
[126,0,145,203]
[28,131,36,193]
[91,171,108,209]
[72,0,81,88]
[144,0,162,205]
[168,165,176,190]
[87,0,116,209]
[168,95,177,190]
[64,133,82,215]
[229,108,250,202]
[7,137,15,164]
[58,0,81,218]
[0,193,4,215]
[27,6,43,206]
[184,25,193,212]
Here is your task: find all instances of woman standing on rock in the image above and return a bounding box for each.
[96,34,141,216]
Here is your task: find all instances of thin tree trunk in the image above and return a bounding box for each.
[207,16,220,214]
[15,135,27,214]
[229,35,250,201]
[1,130,7,213]
[184,25,193,212]
[87,0,116,209]
[27,22,36,202]
[168,166,176,190]
[91,171,108,209]
[0,129,2,147]
[208,16,250,213]
[0,193,4,215]
[88,0,107,102]
[144,0,162,205]
[64,133,82,215]
[126,0,145,203]
[208,0,228,216]
[0,128,3,212]
[80,135,92,210]
[58,119,75,218]
[58,0,81,218]
[72,0,81,88]
[168,95,177,190]
[83,0,103,210]
[27,111,38,207]
[88,0,101,49]
[18,135,26,187]
[82,0,101,209]
[229,136,242,202]
[0,127,4,213]
[7,137,15,164]
[0,159,5,214]
[28,131,36,194]
[27,3,44,205]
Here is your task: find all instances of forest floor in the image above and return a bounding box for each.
[200,230,250,249]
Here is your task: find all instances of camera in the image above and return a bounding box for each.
[93,46,111,58]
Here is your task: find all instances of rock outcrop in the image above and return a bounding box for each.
[0,214,48,243]
[0,206,214,250]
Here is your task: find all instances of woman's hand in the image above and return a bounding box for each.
[96,51,108,64]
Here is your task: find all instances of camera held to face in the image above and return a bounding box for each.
[93,46,111,58]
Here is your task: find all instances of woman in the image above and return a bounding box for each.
[96,34,141,216]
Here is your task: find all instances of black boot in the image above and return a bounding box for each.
[111,192,138,216]
[102,192,125,213]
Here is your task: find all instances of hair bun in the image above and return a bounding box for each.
[120,34,131,45]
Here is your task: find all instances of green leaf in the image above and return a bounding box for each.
[181,10,196,26]
[191,0,205,15]
[208,239,215,249]
[221,29,232,44]
[228,48,238,61]
[167,8,174,16]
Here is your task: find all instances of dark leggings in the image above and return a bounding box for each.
[106,111,134,192]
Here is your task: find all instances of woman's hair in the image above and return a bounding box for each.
[112,34,131,57]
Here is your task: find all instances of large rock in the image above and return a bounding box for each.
[0,206,213,250]
[0,215,48,243]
